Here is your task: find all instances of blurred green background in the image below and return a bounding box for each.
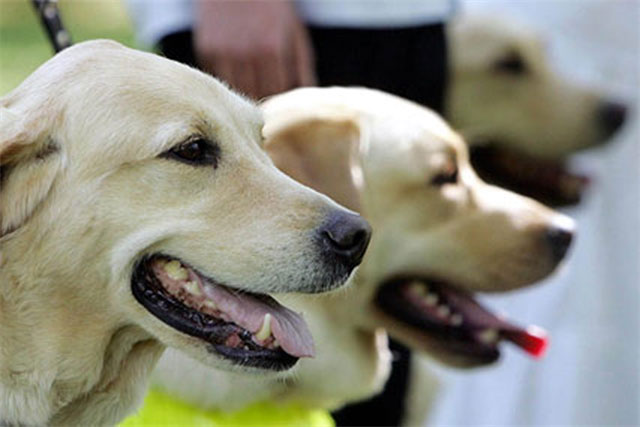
[0,0,136,95]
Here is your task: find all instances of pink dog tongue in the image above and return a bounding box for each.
[202,284,314,358]
[439,286,549,358]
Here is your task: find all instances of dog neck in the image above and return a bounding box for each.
[273,280,392,410]
[0,235,163,425]
[49,326,164,425]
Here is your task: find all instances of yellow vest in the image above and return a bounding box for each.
[120,389,335,427]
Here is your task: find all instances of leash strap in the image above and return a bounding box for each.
[31,0,72,53]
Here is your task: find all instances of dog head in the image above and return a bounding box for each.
[447,16,628,205]
[0,40,371,386]
[264,87,574,372]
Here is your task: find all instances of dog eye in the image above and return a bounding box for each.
[431,167,459,186]
[162,138,219,167]
[494,52,527,75]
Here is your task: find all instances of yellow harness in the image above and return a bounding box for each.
[120,389,335,427]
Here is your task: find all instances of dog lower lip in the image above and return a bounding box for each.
[131,254,303,371]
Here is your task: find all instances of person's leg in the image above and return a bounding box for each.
[157,30,197,68]
[309,23,448,426]
[308,23,447,112]
[156,24,448,112]
[404,22,448,113]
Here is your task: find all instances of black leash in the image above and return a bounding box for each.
[31,0,72,53]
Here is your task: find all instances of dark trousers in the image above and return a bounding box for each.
[158,23,448,427]
[308,24,447,114]
[158,23,446,113]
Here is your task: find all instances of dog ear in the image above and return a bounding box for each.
[0,106,62,236]
[264,116,363,212]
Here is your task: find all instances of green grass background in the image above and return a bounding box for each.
[1,0,137,95]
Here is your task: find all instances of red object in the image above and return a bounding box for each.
[503,325,549,358]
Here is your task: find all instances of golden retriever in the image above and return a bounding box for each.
[0,42,371,425]
[448,16,628,205]
[150,88,574,422]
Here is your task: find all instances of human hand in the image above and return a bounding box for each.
[194,0,316,99]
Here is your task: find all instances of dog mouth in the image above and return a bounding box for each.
[375,277,547,365]
[131,255,314,371]
[470,144,590,206]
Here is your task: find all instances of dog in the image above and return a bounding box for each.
[148,87,574,424]
[447,16,628,205]
[0,42,371,425]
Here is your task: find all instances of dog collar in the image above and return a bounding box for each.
[120,388,335,427]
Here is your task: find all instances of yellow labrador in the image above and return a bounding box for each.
[448,16,628,205]
[152,88,574,420]
[0,43,371,425]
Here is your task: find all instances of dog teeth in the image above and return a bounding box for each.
[164,260,188,281]
[255,313,272,341]
[203,300,217,310]
[450,313,463,326]
[184,281,201,296]
[409,282,427,296]
[423,293,438,307]
[478,328,499,344]
[437,305,450,317]
[272,339,280,348]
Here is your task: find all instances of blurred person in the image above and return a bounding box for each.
[127,1,454,109]
[126,1,456,426]
[427,1,639,426]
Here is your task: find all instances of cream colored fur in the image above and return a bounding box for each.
[447,16,611,157]
[0,41,357,425]
[153,88,573,421]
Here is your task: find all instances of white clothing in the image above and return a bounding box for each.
[296,0,454,28]
[126,0,455,47]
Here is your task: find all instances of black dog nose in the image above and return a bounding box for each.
[597,101,627,138]
[321,211,372,266]
[546,226,574,263]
